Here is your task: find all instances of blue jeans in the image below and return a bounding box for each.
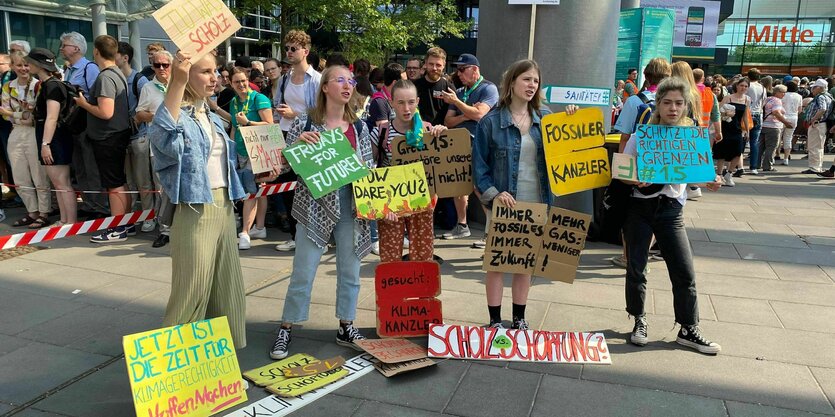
[748,113,763,170]
[281,186,361,323]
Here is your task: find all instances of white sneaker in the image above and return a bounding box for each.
[782,159,789,166]
[249,226,267,239]
[403,237,410,249]
[238,232,251,250]
[141,219,157,233]
[722,172,735,187]
[687,187,702,200]
[275,240,295,252]
[750,169,759,175]
[371,241,380,255]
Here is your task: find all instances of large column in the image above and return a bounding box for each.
[90,0,108,38]
[621,0,640,10]
[129,20,142,70]
[476,1,620,215]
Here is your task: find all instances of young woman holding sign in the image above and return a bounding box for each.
[370,79,447,263]
[621,77,723,354]
[149,50,250,349]
[472,59,576,330]
[228,68,274,250]
[270,65,375,359]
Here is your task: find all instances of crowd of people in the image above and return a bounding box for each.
[2,28,835,360]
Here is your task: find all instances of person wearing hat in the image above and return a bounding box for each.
[27,48,77,226]
[441,53,499,240]
[802,79,833,175]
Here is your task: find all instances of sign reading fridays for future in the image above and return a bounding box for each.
[541,107,612,196]
[240,124,286,175]
[635,124,715,183]
[282,129,370,199]
[123,317,246,417]
[153,0,242,60]
[352,162,431,220]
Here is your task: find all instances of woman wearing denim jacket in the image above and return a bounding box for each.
[473,60,576,330]
[149,51,250,349]
[270,65,374,360]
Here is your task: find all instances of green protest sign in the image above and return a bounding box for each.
[282,129,370,199]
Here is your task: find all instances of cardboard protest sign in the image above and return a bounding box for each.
[428,324,611,364]
[266,367,349,397]
[390,128,472,198]
[282,129,370,199]
[373,358,436,377]
[352,162,431,220]
[123,317,246,417]
[483,203,590,283]
[541,107,612,195]
[243,353,317,387]
[355,338,427,363]
[612,152,639,181]
[152,0,241,60]
[635,125,715,183]
[375,261,442,337]
[543,85,611,107]
[240,124,286,175]
[282,356,345,378]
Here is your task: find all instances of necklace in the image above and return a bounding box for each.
[511,110,530,129]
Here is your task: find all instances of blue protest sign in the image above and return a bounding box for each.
[635,125,715,184]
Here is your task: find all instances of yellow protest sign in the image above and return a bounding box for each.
[266,367,349,397]
[242,353,317,387]
[152,0,242,60]
[352,162,431,220]
[541,107,611,196]
[123,317,246,417]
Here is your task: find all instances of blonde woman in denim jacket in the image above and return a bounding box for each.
[473,59,577,330]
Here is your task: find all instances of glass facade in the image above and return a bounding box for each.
[6,12,119,61]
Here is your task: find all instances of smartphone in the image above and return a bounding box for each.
[685,6,705,47]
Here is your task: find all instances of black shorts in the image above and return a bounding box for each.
[90,130,131,189]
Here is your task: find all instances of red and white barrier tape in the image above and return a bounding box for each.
[243,181,296,200]
[0,209,155,250]
[1,182,159,195]
[1,181,297,199]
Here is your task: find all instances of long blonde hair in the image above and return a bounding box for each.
[649,77,695,127]
[182,51,218,105]
[308,65,358,125]
[670,61,701,125]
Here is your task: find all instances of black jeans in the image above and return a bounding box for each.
[624,195,698,326]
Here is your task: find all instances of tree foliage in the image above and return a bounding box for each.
[233,0,470,64]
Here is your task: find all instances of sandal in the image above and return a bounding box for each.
[28,216,51,229]
[12,216,36,227]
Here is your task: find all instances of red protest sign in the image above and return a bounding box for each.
[375,262,442,337]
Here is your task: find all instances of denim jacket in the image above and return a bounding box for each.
[149,103,245,204]
[273,66,321,109]
[473,106,553,207]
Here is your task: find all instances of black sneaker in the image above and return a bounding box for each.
[90,227,128,244]
[511,318,529,330]
[126,224,137,236]
[269,327,292,359]
[800,169,822,174]
[336,322,365,350]
[732,169,744,177]
[630,315,648,346]
[487,321,504,329]
[676,325,721,354]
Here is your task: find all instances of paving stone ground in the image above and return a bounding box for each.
[0,160,833,416]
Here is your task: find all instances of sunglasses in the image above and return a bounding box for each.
[284,46,304,53]
[456,65,472,73]
[406,67,421,71]
[152,62,170,69]
[329,76,357,87]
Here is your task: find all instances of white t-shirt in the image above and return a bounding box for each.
[279,80,307,131]
[136,78,165,114]
[746,82,766,114]
[194,101,228,189]
[781,92,802,119]
[762,97,785,129]
[516,132,541,203]
[624,134,687,206]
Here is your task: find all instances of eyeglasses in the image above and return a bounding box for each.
[284,45,304,53]
[456,65,472,73]
[406,67,420,71]
[60,44,78,50]
[329,77,357,87]
[152,62,170,69]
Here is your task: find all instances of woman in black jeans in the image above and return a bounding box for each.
[622,77,723,354]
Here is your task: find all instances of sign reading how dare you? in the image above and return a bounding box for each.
[123,317,246,417]
[153,0,241,60]
[541,107,611,196]
[635,125,715,183]
[283,129,370,199]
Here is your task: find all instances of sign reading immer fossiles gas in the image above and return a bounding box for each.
[542,85,611,107]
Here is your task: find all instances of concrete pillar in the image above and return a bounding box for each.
[90,1,107,38]
[225,38,232,64]
[621,0,640,10]
[129,20,142,70]
[476,1,620,215]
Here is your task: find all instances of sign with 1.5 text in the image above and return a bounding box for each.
[240,124,285,175]
[352,162,431,220]
[543,85,611,107]
[635,125,715,183]
[541,107,611,196]
[282,129,370,199]
[428,324,611,364]
[390,128,472,198]
[123,317,246,417]
[375,261,442,337]
[152,0,241,60]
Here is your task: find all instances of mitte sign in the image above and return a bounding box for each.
[747,25,815,44]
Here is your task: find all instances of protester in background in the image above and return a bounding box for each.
[473,59,578,329]
[759,84,793,172]
[761,75,773,97]
[778,81,802,164]
[798,77,810,98]
[714,78,751,187]
[1,51,51,228]
[9,40,30,54]
[233,56,260,93]
[280,58,291,76]
[28,48,76,226]
[415,47,451,126]
[350,58,372,119]
[366,62,405,130]
[264,58,282,101]
[325,53,349,68]
[621,76,722,355]
[744,68,767,176]
[149,50,248,349]
[623,68,638,100]
[0,53,14,195]
[405,57,422,81]
[802,79,833,175]
[369,67,384,93]
[269,65,374,360]
[251,59,264,74]
[140,42,166,80]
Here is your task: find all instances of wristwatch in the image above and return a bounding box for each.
[42,143,51,147]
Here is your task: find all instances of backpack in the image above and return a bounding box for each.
[40,78,85,135]
[634,92,655,126]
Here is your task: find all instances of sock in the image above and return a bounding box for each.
[488,305,502,324]
[459,223,468,227]
[512,303,526,322]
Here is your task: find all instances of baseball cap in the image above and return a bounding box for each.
[812,79,828,89]
[25,48,58,73]
[453,53,480,67]
[782,75,793,84]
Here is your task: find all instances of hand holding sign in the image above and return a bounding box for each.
[635,125,715,183]
[152,0,241,60]
[282,129,370,199]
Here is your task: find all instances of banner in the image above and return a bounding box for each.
[615,8,675,87]
[123,317,246,417]
[282,129,370,199]
[390,128,472,198]
[541,107,611,196]
[352,162,431,220]
[483,203,590,283]
[542,85,611,107]
[240,124,286,175]
[640,0,720,49]
[635,125,715,183]
[427,324,611,364]
[375,261,442,337]
[152,0,241,60]
[611,153,639,181]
